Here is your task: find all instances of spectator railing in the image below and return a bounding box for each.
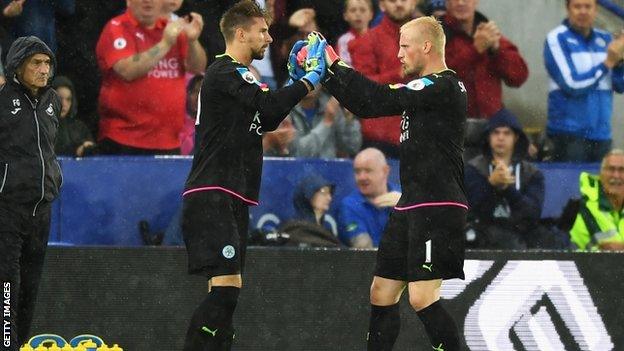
[51,157,599,246]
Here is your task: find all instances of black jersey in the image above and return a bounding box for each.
[324,62,467,208]
[184,54,308,204]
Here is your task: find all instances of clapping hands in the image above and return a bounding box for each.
[473,21,502,54]
[163,13,204,46]
[605,31,624,68]
[184,12,204,42]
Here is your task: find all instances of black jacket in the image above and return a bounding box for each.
[184,54,308,204]
[324,63,468,207]
[0,36,62,214]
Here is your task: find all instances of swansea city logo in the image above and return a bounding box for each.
[222,245,236,259]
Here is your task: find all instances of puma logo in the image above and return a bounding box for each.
[201,326,218,337]
[422,264,433,272]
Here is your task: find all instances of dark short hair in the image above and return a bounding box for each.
[220,1,271,42]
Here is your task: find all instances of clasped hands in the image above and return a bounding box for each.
[488,160,516,190]
[286,32,341,88]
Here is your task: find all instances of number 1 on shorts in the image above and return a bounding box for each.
[425,239,431,263]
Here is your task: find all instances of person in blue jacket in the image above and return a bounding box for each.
[339,147,401,248]
[544,0,624,162]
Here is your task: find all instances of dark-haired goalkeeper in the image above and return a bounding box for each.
[299,16,468,350]
[180,1,326,350]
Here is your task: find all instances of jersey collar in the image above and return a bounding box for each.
[126,10,168,30]
[215,53,242,65]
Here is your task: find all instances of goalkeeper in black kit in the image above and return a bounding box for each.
[179,1,326,350]
[301,16,468,351]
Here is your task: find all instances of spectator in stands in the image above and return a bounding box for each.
[291,173,336,233]
[339,148,401,248]
[465,109,559,249]
[51,76,96,157]
[179,74,202,155]
[1,0,75,52]
[570,149,624,251]
[335,0,374,66]
[544,0,624,162]
[274,173,342,247]
[348,0,417,158]
[443,0,528,120]
[95,0,207,155]
[287,88,362,158]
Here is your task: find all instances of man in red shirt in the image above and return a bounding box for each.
[96,0,207,154]
[348,0,417,159]
[443,0,528,119]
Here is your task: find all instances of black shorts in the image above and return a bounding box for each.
[375,206,466,282]
[181,191,249,278]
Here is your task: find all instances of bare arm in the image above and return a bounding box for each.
[112,20,182,81]
[184,13,207,74]
[186,40,207,74]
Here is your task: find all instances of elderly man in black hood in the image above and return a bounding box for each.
[0,36,62,350]
[464,108,556,249]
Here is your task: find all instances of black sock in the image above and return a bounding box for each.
[367,304,401,351]
[183,286,240,351]
[416,300,460,351]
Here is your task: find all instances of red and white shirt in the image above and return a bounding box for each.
[96,11,188,150]
[335,29,363,67]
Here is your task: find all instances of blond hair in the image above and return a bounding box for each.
[400,16,446,56]
[601,149,624,170]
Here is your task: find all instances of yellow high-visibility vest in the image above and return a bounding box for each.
[570,172,624,250]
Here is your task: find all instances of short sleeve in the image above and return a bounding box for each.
[96,20,136,71]
[339,200,368,241]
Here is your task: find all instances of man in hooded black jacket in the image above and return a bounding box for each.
[464,108,559,249]
[0,36,62,351]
